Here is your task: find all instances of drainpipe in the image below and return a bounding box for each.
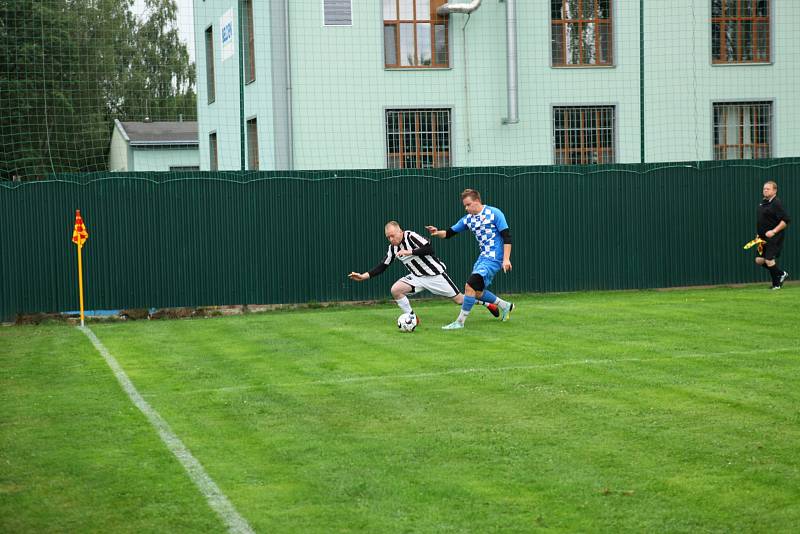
[270,0,294,170]
[439,0,517,126]
[502,0,518,124]
[238,0,245,170]
[437,2,481,152]
[461,16,472,152]
[284,0,294,169]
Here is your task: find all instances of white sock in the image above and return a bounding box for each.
[396,296,413,314]
[495,297,509,308]
[457,310,471,323]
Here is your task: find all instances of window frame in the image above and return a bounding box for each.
[169,166,201,171]
[711,100,773,160]
[209,131,218,171]
[246,117,259,170]
[550,0,614,68]
[710,0,771,65]
[383,0,450,69]
[384,107,453,169]
[550,104,617,165]
[243,0,256,83]
[204,25,216,104]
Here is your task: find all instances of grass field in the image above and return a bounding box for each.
[2,286,800,533]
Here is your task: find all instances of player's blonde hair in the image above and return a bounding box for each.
[385,220,401,230]
[461,189,481,201]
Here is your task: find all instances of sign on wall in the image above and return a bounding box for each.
[220,9,234,62]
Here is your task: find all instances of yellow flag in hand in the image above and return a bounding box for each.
[72,210,89,246]
[743,236,765,250]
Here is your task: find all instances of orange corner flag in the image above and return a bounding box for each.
[72,210,89,246]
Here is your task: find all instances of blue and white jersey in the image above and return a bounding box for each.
[451,205,509,260]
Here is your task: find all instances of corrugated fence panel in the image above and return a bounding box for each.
[1,160,798,321]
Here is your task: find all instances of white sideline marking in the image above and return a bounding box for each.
[79,326,254,534]
[147,346,799,397]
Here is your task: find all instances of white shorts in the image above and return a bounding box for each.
[396,272,460,298]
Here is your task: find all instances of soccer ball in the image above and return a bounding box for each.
[397,313,418,332]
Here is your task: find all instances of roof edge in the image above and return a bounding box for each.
[129,140,200,147]
[114,119,130,142]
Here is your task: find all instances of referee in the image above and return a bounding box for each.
[755,181,791,290]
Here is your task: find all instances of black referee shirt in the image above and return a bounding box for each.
[757,196,791,237]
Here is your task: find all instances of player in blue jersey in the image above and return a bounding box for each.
[426,189,515,330]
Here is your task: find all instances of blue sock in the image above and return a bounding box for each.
[480,290,498,304]
[462,295,476,312]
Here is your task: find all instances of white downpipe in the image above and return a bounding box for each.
[284,0,294,169]
[503,0,519,124]
[437,1,481,152]
[439,0,517,126]
[462,16,472,152]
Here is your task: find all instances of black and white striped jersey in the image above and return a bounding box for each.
[382,230,447,277]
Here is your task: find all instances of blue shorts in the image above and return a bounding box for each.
[472,257,503,288]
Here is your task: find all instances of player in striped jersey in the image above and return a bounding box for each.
[427,189,515,329]
[348,221,500,321]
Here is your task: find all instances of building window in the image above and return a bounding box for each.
[712,0,770,63]
[209,132,218,170]
[243,0,255,83]
[553,106,615,164]
[551,0,612,66]
[247,118,259,170]
[713,102,771,160]
[386,109,450,168]
[324,0,352,26]
[205,26,215,103]
[169,166,201,171]
[383,0,448,68]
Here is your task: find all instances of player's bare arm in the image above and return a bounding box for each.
[425,225,446,239]
[503,244,512,272]
[348,272,369,281]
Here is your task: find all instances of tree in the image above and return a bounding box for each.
[115,0,196,122]
[0,0,196,180]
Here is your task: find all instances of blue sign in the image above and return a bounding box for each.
[220,9,235,61]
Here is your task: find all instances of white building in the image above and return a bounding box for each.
[109,120,200,172]
[193,0,800,170]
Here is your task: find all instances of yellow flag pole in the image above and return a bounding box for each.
[77,242,85,327]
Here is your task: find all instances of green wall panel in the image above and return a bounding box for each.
[2,160,798,321]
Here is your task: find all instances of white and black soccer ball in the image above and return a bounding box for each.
[397,313,418,332]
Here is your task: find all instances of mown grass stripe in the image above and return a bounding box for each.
[79,326,254,534]
[142,345,798,397]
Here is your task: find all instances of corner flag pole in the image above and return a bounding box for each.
[71,210,89,327]
[77,242,85,326]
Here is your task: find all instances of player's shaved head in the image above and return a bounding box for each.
[384,221,403,246]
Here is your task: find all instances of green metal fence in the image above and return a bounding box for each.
[1,159,797,322]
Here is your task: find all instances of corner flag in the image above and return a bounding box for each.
[72,210,89,246]
[72,210,89,326]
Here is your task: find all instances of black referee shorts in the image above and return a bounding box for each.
[760,235,784,261]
